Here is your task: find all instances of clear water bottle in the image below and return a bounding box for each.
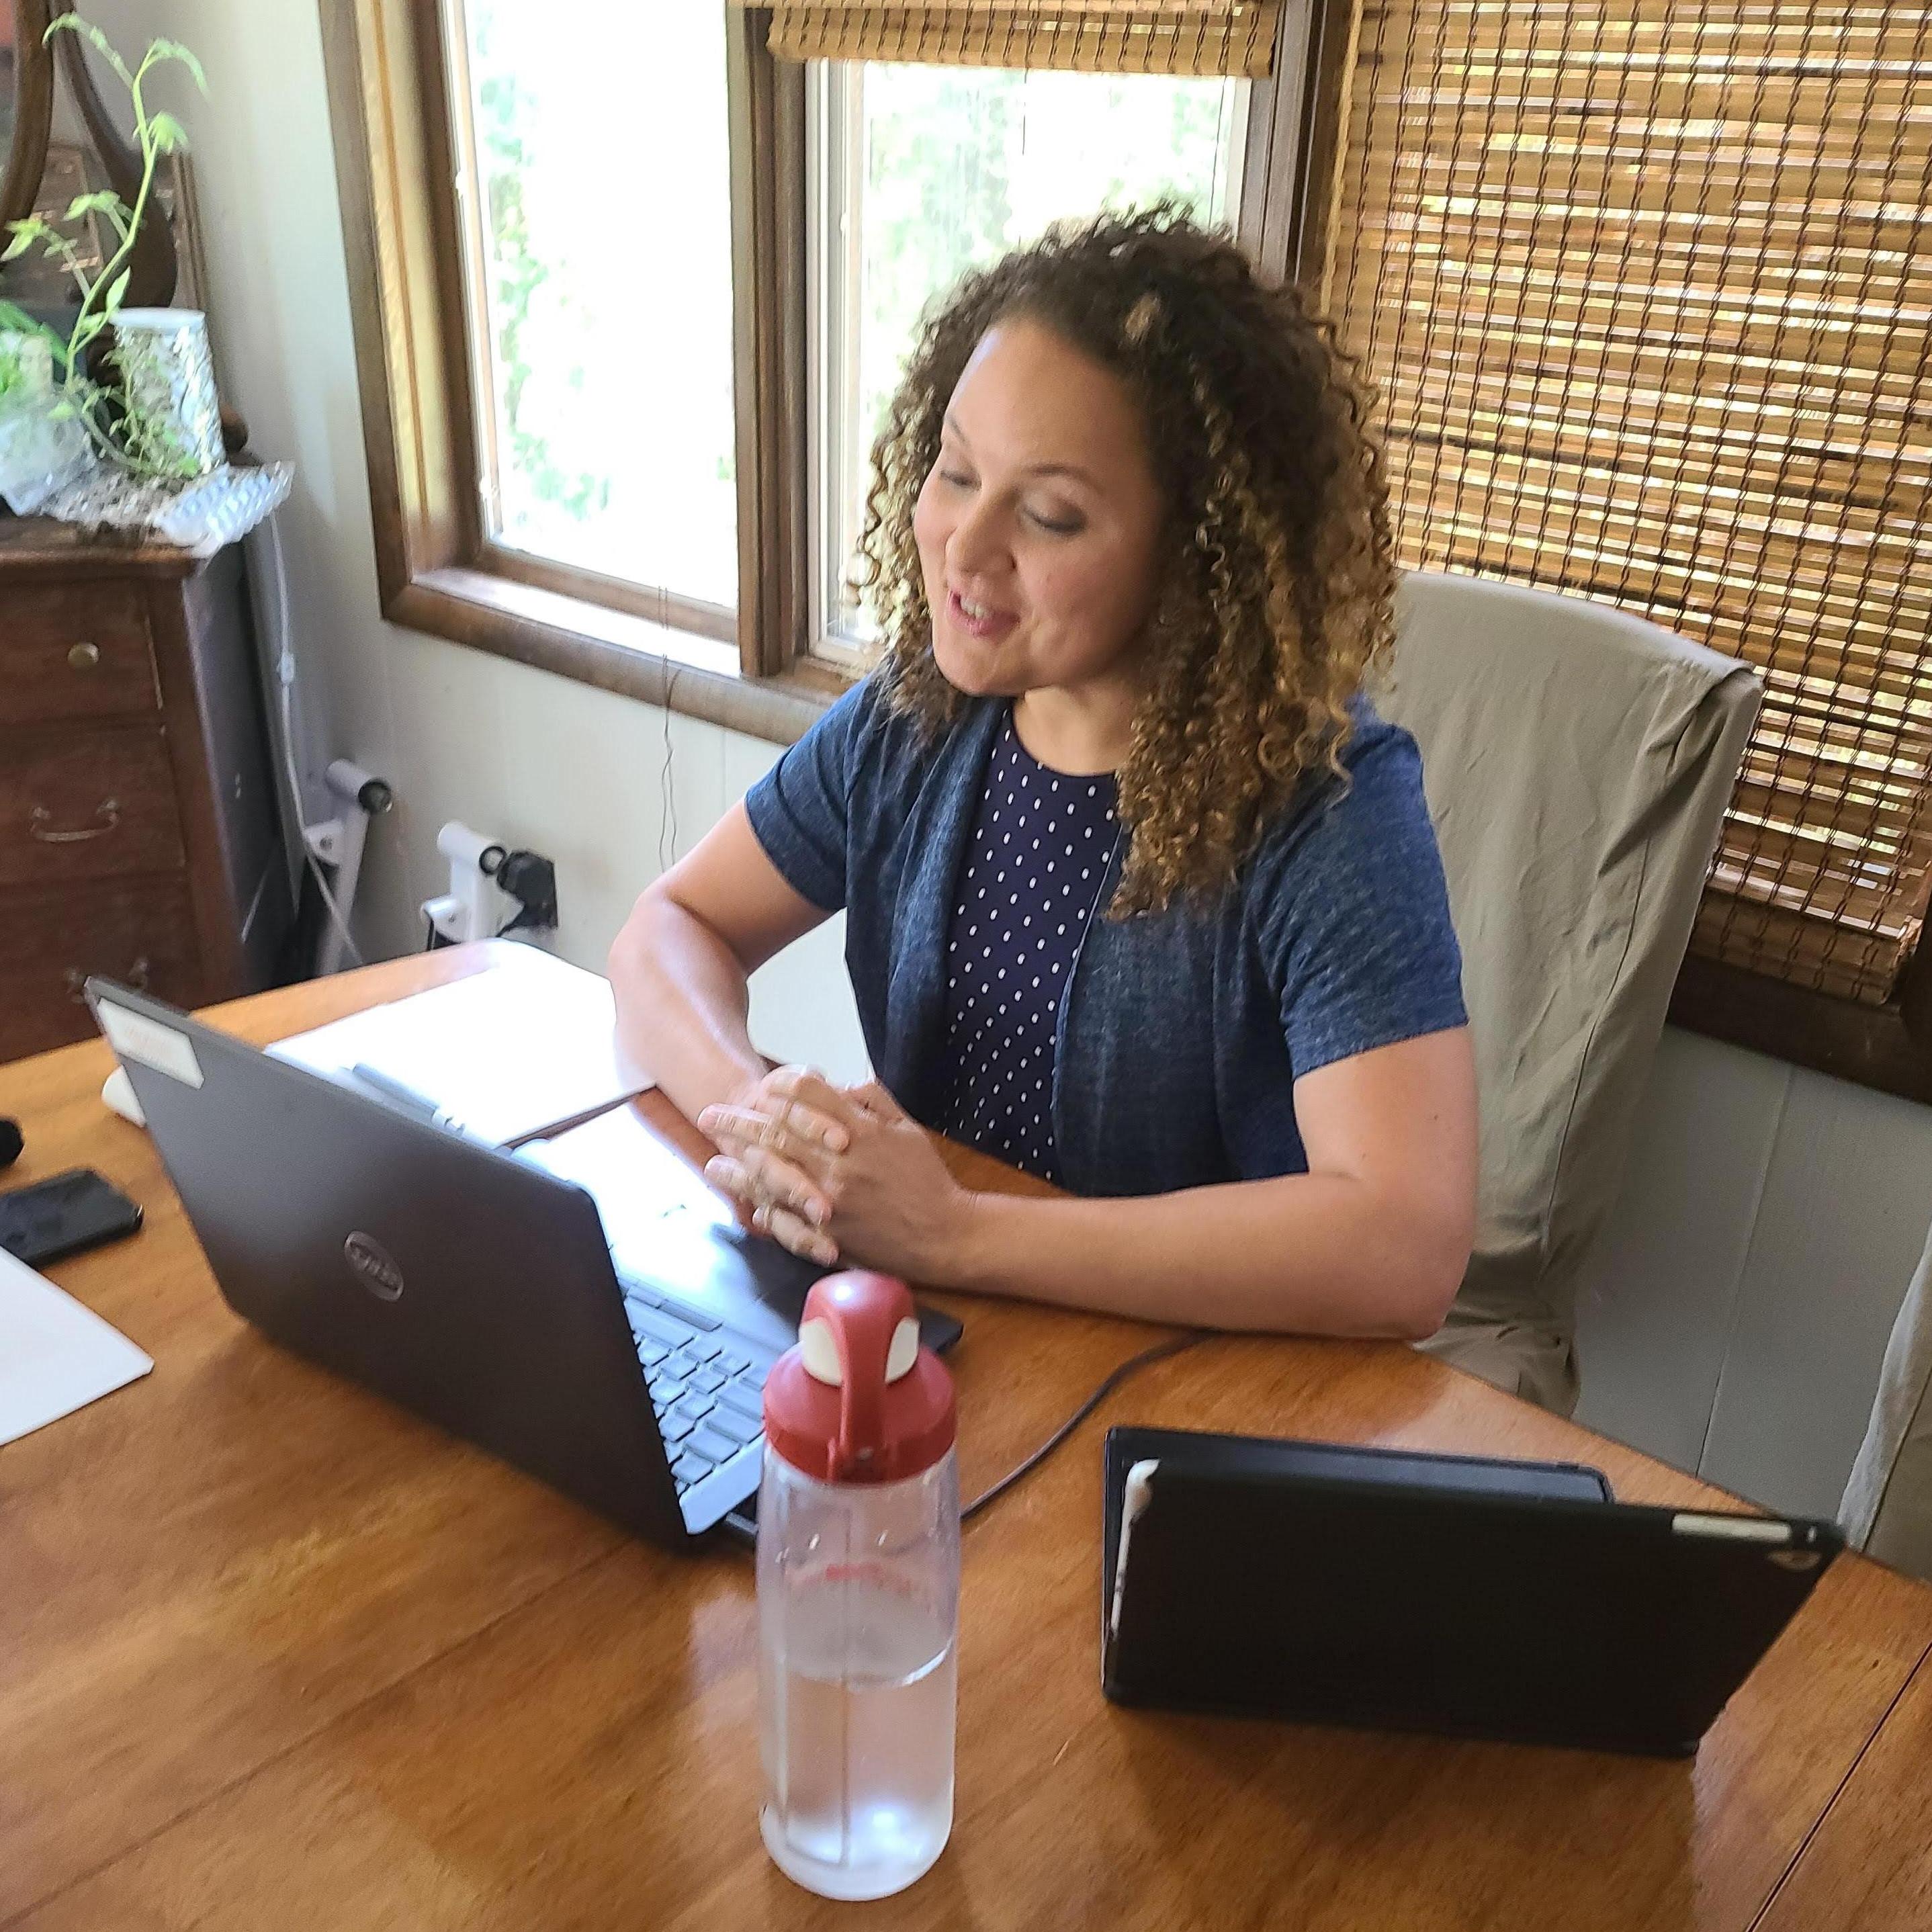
[758,1270,959,1901]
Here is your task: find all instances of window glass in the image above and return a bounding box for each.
[453,3,738,612]
[816,64,1248,647]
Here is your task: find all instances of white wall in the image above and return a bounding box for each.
[84,0,1931,1518]
[1576,1031,1932,1519]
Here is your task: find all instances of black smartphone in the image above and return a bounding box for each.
[0,1168,144,1268]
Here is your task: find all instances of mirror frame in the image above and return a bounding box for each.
[1,0,54,236]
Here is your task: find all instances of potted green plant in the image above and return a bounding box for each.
[0,13,211,484]
[0,296,89,514]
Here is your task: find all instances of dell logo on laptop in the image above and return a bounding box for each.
[343,1231,404,1301]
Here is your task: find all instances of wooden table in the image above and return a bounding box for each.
[3,944,1929,1931]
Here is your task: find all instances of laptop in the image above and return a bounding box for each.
[1102,1425,1843,1757]
[85,979,961,1548]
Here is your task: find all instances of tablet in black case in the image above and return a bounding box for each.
[1101,1426,1841,1758]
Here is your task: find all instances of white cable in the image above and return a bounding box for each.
[259,511,364,969]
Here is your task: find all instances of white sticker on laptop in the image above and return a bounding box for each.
[97,1004,205,1090]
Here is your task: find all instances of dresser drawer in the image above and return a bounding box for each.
[0,874,202,1064]
[0,726,187,888]
[0,582,159,726]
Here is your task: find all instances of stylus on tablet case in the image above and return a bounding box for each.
[1108,1458,1159,1640]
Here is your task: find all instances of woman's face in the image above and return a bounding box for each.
[913,316,1166,705]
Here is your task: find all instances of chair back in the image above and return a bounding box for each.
[1843,1229,1932,1581]
[1378,570,1761,1410]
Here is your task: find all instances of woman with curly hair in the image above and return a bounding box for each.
[610,209,1476,1337]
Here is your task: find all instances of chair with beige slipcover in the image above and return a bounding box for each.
[1380,571,1761,1413]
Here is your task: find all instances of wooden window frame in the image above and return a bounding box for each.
[318,1,838,744]
[321,0,1311,743]
[802,54,1288,666]
[1290,0,1932,1104]
[1664,951,1932,1108]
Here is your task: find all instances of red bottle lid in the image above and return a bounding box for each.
[763,1271,957,1485]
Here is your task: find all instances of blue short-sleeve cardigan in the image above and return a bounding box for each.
[744,675,1466,1198]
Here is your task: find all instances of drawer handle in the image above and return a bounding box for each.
[68,641,101,671]
[65,957,150,1004]
[30,798,121,844]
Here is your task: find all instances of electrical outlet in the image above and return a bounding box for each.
[496,850,560,936]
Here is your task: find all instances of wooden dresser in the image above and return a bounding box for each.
[0,517,293,1064]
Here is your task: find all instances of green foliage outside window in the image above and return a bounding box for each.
[472,53,609,525]
[455,12,1238,618]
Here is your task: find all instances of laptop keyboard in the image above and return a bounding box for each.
[619,1277,771,1496]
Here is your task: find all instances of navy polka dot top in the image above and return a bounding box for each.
[935,710,1121,1182]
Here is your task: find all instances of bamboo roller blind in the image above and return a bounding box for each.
[754,2,1282,77]
[1324,1,1932,1006]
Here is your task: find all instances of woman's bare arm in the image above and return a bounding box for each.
[607,803,832,1127]
[703,1026,1479,1338]
[944,1029,1479,1335]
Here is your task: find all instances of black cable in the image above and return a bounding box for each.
[960,1331,1207,1522]
[717,1329,1211,1552]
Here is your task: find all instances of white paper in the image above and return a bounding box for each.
[267,948,652,1147]
[0,1247,154,1445]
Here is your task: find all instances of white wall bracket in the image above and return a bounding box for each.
[422,820,513,947]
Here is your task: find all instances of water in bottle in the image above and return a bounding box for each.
[758,1270,960,1901]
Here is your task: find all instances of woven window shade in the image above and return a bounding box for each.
[1323,1,1932,1006]
[754,3,1281,77]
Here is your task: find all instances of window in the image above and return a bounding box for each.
[448,3,739,621]
[1299,0,1932,1090]
[324,0,1296,726]
[809,60,1249,653]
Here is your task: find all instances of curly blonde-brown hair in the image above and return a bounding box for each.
[854,206,1395,917]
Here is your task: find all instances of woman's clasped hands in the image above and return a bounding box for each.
[697,1065,973,1281]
